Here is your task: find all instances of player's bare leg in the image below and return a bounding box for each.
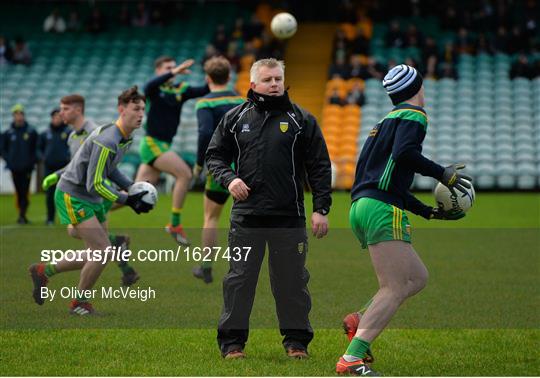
[337,241,428,375]
[153,151,192,245]
[193,196,224,283]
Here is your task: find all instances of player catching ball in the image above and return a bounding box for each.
[42,94,139,286]
[336,65,472,376]
[135,56,209,246]
[29,87,153,315]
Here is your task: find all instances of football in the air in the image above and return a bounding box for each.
[270,12,297,39]
[434,180,475,212]
[128,181,158,206]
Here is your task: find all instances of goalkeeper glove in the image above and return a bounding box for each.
[441,163,473,195]
[42,173,59,190]
[125,191,152,214]
[430,206,465,220]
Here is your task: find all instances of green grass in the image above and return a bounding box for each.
[1,192,539,376]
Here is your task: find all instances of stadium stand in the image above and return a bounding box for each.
[325,4,539,190]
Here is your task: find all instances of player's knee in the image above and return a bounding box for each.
[204,214,220,228]
[407,267,429,297]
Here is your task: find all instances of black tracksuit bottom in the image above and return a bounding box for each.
[11,170,32,218]
[217,214,313,356]
[44,165,63,222]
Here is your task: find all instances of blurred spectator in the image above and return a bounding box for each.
[12,37,32,65]
[366,57,385,79]
[475,33,495,55]
[87,7,107,33]
[385,20,405,48]
[118,4,131,27]
[243,15,264,41]
[455,27,474,54]
[510,54,536,79]
[494,26,509,53]
[438,62,457,79]
[405,24,424,48]
[328,56,350,79]
[202,44,219,66]
[0,36,13,65]
[422,36,439,70]
[350,29,370,55]
[334,39,349,63]
[441,41,458,66]
[150,4,165,27]
[387,58,397,70]
[38,109,70,225]
[225,42,241,72]
[213,30,229,54]
[132,1,149,28]
[509,26,528,55]
[1,104,38,225]
[256,31,284,60]
[231,18,245,41]
[328,89,345,105]
[43,9,66,33]
[349,55,363,79]
[67,11,82,32]
[346,82,365,106]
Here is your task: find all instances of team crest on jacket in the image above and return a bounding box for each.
[279,122,288,133]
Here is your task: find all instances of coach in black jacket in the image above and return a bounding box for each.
[206,58,332,359]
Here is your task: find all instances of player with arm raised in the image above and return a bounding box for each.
[29,87,153,315]
[191,56,244,283]
[136,56,210,246]
[336,65,472,376]
[42,94,139,286]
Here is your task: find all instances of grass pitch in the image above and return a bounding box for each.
[1,191,539,376]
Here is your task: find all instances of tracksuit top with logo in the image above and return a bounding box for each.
[351,103,445,218]
[206,89,332,217]
[39,123,71,169]
[144,72,209,144]
[195,90,245,167]
[57,123,134,204]
[2,122,38,172]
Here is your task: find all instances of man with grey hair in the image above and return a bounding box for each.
[207,58,332,359]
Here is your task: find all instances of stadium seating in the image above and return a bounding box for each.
[1,3,242,171]
[354,54,540,190]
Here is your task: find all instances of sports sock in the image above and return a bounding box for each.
[359,297,373,313]
[108,233,116,245]
[75,292,91,303]
[44,263,56,277]
[201,260,213,269]
[117,262,134,274]
[344,337,371,362]
[171,208,182,227]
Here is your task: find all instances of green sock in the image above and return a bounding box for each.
[44,263,56,278]
[345,337,371,360]
[117,261,134,274]
[359,297,373,313]
[108,233,116,245]
[201,260,213,269]
[171,208,181,227]
[76,292,90,303]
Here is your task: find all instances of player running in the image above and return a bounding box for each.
[135,56,209,246]
[336,65,472,376]
[42,94,139,286]
[29,87,153,315]
[191,56,244,283]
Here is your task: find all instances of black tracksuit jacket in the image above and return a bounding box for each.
[206,89,332,218]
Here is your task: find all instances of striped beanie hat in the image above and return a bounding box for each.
[382,64,423,105]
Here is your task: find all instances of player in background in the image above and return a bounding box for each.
[29,87,153,315]
[42,94,139,286]
[191,56,244,283]
[336,65,472,376]
[135,56,210,246]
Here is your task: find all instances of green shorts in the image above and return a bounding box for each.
[349,197,411,249]
[139,135,170,165]
[205,174,229,205]
[55,189,107,225]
